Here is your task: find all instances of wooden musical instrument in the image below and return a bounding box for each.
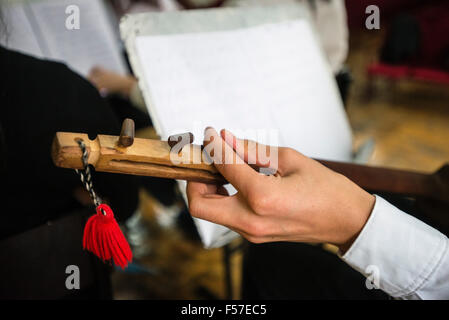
[52,119,449,204]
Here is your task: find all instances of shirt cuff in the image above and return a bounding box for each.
[341,195,448,298]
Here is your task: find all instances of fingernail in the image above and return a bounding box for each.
[99,88,109,97]
[204,126,215,134]
[221,129,234,140]
[220,129,229,141]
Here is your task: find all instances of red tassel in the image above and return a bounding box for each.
[83,204,132,269]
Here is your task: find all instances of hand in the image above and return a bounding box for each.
[187,128,376,252]
[88,66,136,98]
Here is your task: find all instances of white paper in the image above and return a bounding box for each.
[133,19,353,247]
[1,0,127,77]
[0,2,44,58]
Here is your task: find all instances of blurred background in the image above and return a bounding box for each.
[0,0,448,299]
[113,0,449,299]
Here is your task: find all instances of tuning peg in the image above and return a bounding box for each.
[167,132,194,150]
[118,118,135,147]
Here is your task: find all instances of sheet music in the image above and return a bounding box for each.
[136,20,351,157]
[133,19,353,247]
[0,0,123,77]
[1,0,127,77]
[0,2,44,58]
[27,0,127,77]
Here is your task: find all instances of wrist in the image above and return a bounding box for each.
[338,188,376,254]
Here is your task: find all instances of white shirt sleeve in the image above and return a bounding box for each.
[341,195,449,299]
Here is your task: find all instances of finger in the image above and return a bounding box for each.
[203,127,260,197]
[220,129,278,173]
[222,129,306,176]
[187,181,256,231]
[87,73,97,82]
[186,180,222,197]
[88,66,101,77]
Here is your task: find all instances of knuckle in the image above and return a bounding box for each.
[188,199,202,218]
[248,190,273,215]
[246,235,265,244]
[280,147,297,158]
[246,220,268,238]
[246,189,259,209]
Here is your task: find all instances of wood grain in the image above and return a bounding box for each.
[52,132,448,203]
[118,118,135,147]
[317,160,449,204]
[52,132,224,184]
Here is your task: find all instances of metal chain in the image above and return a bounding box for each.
[75,139,102,207]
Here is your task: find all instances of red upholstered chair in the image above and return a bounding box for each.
[351,0,449,88]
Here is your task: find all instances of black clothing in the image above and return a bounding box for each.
[0,209,113,299]
[0,46,139,239]
[242,242,389,299]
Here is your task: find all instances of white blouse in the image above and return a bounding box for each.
[342,195,449,299]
